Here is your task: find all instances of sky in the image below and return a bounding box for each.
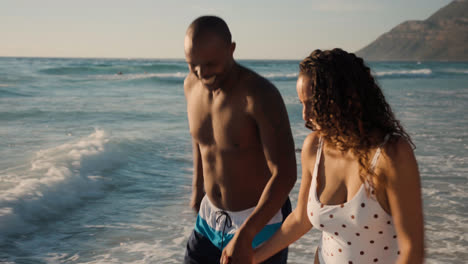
[0,0,452,60]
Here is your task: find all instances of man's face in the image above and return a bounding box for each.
[184,32,234,90]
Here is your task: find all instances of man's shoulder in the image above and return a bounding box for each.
[238,66,281,105]
[239,66,276,93]
[184,73,198,95]
[184,73,197,87]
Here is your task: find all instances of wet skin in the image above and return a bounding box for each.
[184,31,296,212]
[184,30,297,263]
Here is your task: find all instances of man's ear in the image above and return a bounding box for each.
[230,42,236,56]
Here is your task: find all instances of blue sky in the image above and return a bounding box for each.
[0,0,451,59]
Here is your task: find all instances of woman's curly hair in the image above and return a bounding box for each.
[299,48,414,192]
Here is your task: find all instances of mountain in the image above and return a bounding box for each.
[356,0,468,61]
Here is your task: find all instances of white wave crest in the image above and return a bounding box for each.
[375,69,432,77]
[0,129,125,237]
[441,68,468,74]
[262,72,298,79]
[94,72,187,81]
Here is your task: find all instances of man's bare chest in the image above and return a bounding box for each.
[187,93,257,149]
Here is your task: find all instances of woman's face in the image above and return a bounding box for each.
[296,74,320,130]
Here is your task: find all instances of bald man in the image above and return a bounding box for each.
[183,16,296,264]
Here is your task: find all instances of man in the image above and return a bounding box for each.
[183,16,296,264]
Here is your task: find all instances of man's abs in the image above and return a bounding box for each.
[200,145,271,211]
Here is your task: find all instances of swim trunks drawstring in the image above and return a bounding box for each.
[215,210,232,248]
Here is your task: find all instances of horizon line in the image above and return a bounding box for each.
[1,55,466,63]
[0,55,302,61]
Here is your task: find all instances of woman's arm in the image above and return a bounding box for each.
[383,138,425,264]
[253,133,319,263]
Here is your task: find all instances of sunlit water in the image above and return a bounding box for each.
[0,57,466,263]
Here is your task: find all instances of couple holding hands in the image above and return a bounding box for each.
[182,16,424,264]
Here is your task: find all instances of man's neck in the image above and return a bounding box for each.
[211,61,240,94]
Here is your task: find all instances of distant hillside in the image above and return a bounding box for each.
[356,0,468,61]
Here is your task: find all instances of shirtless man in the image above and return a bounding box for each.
[183,16,297,264]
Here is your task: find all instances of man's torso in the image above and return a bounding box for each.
[185,66,272,211]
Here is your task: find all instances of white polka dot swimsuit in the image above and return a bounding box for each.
[307,136,399,264]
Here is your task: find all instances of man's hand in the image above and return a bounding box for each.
[220,231,254,264]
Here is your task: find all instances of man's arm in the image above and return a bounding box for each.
[184,75,205,213]
[190,140,204,212]
[221,79,297,263]
[254,133,318,262]
[241,80,297,240]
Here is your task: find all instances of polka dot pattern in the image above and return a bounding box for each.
[306,136,399,263]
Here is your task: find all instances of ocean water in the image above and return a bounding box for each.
[0,57,466,264]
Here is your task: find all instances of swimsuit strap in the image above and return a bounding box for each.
[370,134,391,171]
[364,134,391,190]
[311,137,324,185]
[315,137,324,169]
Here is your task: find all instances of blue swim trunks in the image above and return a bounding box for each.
[184,196,292,264]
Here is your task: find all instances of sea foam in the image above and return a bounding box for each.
[441,68,468,74]
[374,68,432,77]
[0,130,125,237]
[261,72,298,81]
[94,72,186,81]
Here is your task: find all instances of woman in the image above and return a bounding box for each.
[253,49,424,263]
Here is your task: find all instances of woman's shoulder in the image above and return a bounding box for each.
[301,132,321,159]
[382,135,415,163]
[380,135,418,181]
